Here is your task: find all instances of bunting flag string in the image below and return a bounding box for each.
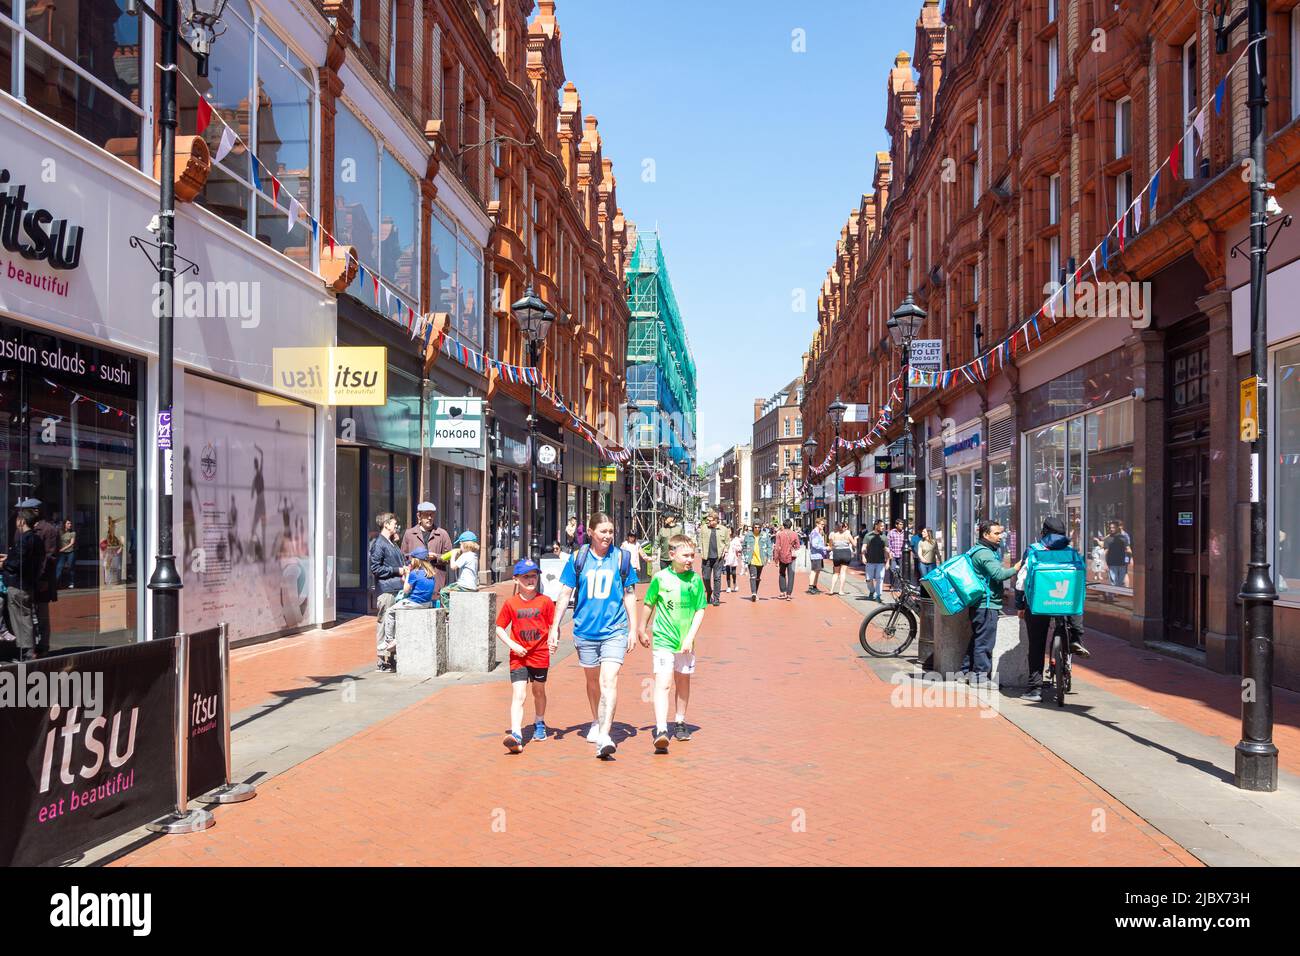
[42,379,138,425]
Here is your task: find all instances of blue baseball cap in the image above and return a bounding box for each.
[409,548,430,560]
[512,558,539,576]
[455,531,478,544]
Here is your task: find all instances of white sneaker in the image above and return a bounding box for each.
[586,722,602,744]
[597,735,617,759]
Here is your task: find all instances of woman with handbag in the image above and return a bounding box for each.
[828,522,857,595]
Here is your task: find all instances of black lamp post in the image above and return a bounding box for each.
[889,294,926,588]
[511,285,553,560]
[827,397,846,527]
[802,435,817,523]
[1214,0,1278,792]
[131,0,230,641]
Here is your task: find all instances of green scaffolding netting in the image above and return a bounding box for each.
[626,233,697,450]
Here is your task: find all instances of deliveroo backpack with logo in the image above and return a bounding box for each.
[1024,543,1086,616]
[921,552,985,615]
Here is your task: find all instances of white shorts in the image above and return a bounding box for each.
[652,648,696,675]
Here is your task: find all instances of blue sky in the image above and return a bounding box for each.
[554,0,923,464]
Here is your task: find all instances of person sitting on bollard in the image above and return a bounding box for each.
[377,548,439,672]
[438,532,481,611]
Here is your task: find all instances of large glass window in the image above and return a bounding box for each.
[1025,400,1136,604]
[176,0,317,262]
[334,102,419,315]
[1275,342,1300,598]
[3,0,144,157]
[428,205,483,346]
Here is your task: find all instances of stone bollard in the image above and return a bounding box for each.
[445,590,499,672]
[395,607,447,676]
[931,604,970,676]
[990,615,1030,688]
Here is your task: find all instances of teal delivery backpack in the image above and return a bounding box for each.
[1025,544,1086,616]
[921,552,985,616]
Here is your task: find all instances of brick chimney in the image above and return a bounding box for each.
[754,399,765,422]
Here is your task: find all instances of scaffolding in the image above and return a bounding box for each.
[626,233,698,540]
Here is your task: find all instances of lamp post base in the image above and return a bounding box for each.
[1234,743,1279,792]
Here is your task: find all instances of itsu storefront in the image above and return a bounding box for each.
[0,90,335,652]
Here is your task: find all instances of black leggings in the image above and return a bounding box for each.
[724,565,736,588]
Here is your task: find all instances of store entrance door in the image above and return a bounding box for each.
[1166,443,1209,648]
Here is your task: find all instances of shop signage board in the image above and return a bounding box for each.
[270,347,387,406]
[1239,377,1258,442]
[431,397,485,449]
[841,403,871,423]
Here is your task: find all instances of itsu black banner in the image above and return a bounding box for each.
[0,641,176,867]
[186,627,226,800]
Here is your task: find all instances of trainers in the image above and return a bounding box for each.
[674,721,692,741]
[653,727,670,753]
[503,732,523,753]
[1020,689,1042,703]
[597,736,617,759]
[1070,641,1091,658]
[585,722,602,744]
[532,721,548,741]
[375,656,391,672]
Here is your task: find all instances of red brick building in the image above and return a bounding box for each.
[752,377,805,527]
[802,0,1300,688]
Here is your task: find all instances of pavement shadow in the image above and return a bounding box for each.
[231,674,360,731]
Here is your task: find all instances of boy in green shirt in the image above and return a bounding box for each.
[638,534,707,753]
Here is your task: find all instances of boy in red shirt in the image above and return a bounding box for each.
[495,558,557,753]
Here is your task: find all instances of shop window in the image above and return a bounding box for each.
[3,0,144,159]
[334,102,420,314]
[1275,342,1300,599]
[1170,344,1209,412]
[176,1,317,263]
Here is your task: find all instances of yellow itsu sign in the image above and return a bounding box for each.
[268,347,387,406]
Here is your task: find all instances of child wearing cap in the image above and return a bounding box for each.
[377,548,438,671]
[438,531,480,610]
[495,558,557,752]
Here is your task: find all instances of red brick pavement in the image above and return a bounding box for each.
[112,572,1197,867]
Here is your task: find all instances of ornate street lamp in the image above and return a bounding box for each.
[626,399,640,538]
[827,397,846,526]
[888,294,927,587]
[512,286,554,559]
[802,436,817,521]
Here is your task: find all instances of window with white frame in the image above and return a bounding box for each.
[387,0,398,89]
[972,263,980,303]
[1183,36,1199,176]
[429,205,483,347]
[2,0,146,163]
[1116,168,1134,235]
[1047,35,1058,101]
[178,0,318,262]
[1115,96,1132,159]
[430,23,442,121]
[1049,173,1061,225]
[971,115,982,207]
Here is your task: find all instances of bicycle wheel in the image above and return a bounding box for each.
[1051,630,1067,707]
[860,604,917,657]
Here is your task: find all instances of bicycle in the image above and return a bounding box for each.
[859,580,922,657]
[1046,618,1073,707]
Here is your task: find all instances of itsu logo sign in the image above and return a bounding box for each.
[432,397,483,450]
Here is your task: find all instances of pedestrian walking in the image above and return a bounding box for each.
[960,520,1025,686]
[724,526,741,592]
[886,519,906,590]
[915,527,939,577]
[638,534,707,752]
[741,525,772,601]
[57,519,76,589]
[496,558,557,752]
[773,518,800,600]
[369,512,405,670]
[827,522,856,595]
[1103,520,1133,587]
[620,531,645,578]
[22,499,58,650]
[1015,516,1090,702]
[695,512,730,607]
[376,548,439,668]
[861,520,888,601]
[655,514,679,574]
[1,507,46,661]
[400,501,454,590]
[806,516,829,594]
[550,513,638,759]
[563,516,579,553]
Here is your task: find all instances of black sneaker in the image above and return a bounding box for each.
[1020,689,1042,702]
[674,722,692,741]
[653,727,670,753]
[1070,641,1091,658]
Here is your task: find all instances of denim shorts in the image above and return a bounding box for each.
[575,632,629,668]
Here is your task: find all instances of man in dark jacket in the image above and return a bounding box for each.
[400,501,453,590]
[370,512,406,669]
[20,498,58,645]
[960,520,1024,685]
[1016,516,1089,702]
[3,508,48,660]
[695,512,731,606]
[861,520,888,601]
